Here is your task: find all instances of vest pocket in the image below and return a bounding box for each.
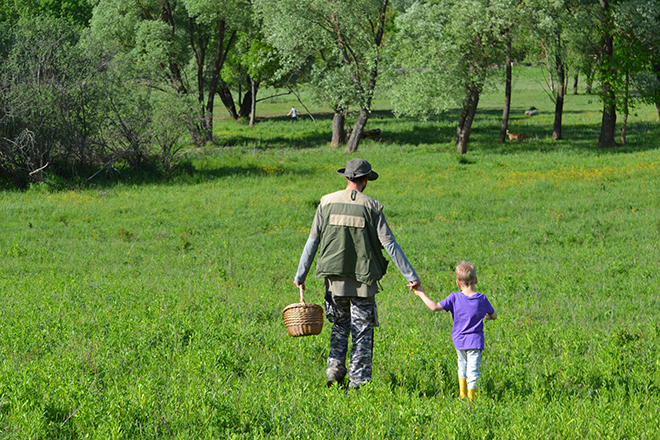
[329,214,365,228]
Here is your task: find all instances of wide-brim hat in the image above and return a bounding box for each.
[337,158,379,180]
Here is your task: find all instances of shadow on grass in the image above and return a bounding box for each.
[213,113,336,149]
[214,107,660,156]
[8,108,656,191]
[465,120,660,155]
[362,109,658,155]
[60,161,321,190]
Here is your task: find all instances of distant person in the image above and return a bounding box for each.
[413,261,497,401]
[294,158,420,390]
[287,106,298,123]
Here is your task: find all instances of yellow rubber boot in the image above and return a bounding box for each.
[459,378,468,399]
[467,388,477,401]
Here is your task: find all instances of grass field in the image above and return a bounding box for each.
[1,66,659,438]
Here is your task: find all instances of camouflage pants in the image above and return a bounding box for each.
[325,292,379,387]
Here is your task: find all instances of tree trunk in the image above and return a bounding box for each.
[337,0,387,154]
[217,85,238,120]
[586,65,594,94]
[238,78,255,119]
[598,0,617,147]
[548,70,554,92]
[161,4,186,95]
[552,37,566,141]
[330,110,346,147]
[188,18,209,143]
[249,76,257,127]
[498,33,512,143]
[654,63,660,121]
[205,22,237,138]
[573,74,579,94]
[599,90,617,146]
[456,86,481,154]
[552,70,565,140]
[621,70,629,146]
[345,109,369,153]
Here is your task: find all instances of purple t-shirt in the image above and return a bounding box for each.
[439,292,495,350]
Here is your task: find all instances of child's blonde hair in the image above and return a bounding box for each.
[456,261,477,287]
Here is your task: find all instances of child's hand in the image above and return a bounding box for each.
[484,313,491,320]
[413,286,424,296]
[407,280,421,291]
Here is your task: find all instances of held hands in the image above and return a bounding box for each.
[407,279,421,292]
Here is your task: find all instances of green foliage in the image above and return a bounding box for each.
[0,0,93,27]
[0,14,194,188]
[221,32,280,89]
[0,15,110,186]
[387,0,507,117]
[257,0,392,111]
[613,0,660,109]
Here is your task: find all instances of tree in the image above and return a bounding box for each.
[494,1,532,143]
[219,30,285,125]
[389,0,506,154]
[257,0,390,152]
[87,0,250,143]
[499,30,514,143]
[183,0,251,133]
[587,0,658,146]
[596,0,618,146]
[526,0,580,141]
[616,0,660,121]
[0,16,117,187]
[256,0,353,146]
[308,63,357,147]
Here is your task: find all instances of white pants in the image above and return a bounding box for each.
[457,349,483,389]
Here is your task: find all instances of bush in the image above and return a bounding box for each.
[0,16,113,187]
[0,15,189,188]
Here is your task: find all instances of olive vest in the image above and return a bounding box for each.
[315,190,388,285]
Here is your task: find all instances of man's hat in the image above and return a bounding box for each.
[337,158,378,180]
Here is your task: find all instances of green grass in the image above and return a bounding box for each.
[1,66,659,438]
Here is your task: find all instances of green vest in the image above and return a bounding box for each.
[315,190,388,285]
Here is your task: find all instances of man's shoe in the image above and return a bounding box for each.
[326,366,346,387]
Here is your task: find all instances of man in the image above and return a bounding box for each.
[287,106,298,123]
[294,158,420,390]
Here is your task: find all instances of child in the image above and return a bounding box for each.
[414,261,496,401]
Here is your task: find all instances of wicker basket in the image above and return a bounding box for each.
[283,286,324,337]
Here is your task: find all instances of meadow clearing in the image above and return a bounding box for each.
[1,66,659,438]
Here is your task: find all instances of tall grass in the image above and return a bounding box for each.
[0,66,659,438]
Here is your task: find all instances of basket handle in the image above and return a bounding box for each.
[298,285,305,304]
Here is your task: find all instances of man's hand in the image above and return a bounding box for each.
[407,279,421,291]
[293,280,305,291]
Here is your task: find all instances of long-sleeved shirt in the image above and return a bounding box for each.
[295,190,418,296]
